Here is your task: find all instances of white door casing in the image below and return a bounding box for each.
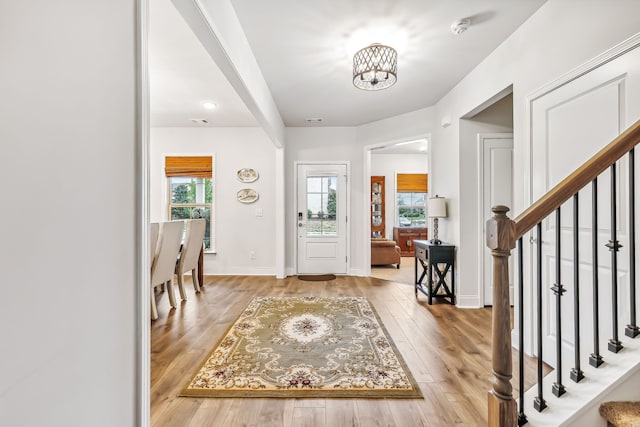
[296,163,348,274]
[529,46,640,366]
[479,134,514,306]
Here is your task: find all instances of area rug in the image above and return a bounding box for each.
[180,296,422,398]
[297,274,336,281]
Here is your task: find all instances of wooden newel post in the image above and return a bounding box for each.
[486,205,517,427]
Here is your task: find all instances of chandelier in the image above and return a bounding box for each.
[352,43,397,91]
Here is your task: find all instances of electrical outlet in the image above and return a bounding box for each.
[249,250,256,260]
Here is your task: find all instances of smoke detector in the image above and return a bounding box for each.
[451,19,471,35]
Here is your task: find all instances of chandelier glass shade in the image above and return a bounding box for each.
[352,43,397,91]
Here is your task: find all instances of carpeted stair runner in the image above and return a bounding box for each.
[600,402,640,427]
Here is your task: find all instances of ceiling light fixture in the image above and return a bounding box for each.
[352,43,397,91]
[201,101,217,110]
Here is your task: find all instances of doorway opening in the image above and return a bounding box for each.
[460,90,514,307]
[365,137,430,284]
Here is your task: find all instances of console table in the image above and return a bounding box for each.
[413,240,455,305]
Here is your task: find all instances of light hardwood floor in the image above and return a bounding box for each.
[151,275,540,427]
[371,256,416,285]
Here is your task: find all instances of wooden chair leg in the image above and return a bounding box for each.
[192,268,200,293]
[176,274,187,301]
[166,279,177,307]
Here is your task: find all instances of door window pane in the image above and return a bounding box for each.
[306,175,337,236]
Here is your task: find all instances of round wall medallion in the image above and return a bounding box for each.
[237,188,259,203]
[237,168,259,183]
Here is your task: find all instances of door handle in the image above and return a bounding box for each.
[530,236,538,244]
[299,222,304,227]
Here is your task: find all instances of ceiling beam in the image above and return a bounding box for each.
[172,0,285,148]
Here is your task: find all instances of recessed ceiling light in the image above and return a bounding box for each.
[202,101,217,110]
[419,145,427,152]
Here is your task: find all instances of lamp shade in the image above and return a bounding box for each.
[428,196,447,218]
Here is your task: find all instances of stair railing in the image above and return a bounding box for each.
[488,119,640,427]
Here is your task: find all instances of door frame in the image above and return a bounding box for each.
[363,135,431,277]
[477,133,514,307]
[294,161,351,275]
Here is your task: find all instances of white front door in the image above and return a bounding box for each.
[480,134,513,306]
[530,46,640,365]
[296,163,348,274]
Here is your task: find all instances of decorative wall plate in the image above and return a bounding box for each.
[236,188,259,204]
[237,168,259,183]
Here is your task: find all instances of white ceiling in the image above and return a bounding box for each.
[150,0,547,128]
[149,0,258,127]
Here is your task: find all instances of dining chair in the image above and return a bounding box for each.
[175,218,206,298]
[150,220,183,320]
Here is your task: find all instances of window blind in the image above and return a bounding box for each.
[397,173,427,193]
[165,156,212,178]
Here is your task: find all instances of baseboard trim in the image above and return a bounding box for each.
[455,296,482,308]
[203,267,276,276]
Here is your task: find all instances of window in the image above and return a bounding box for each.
[165,156,213,250]
[397,192,426,227]
[306,175,337,236]
[396,173,427,227]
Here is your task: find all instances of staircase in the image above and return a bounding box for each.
[487,120,640,426]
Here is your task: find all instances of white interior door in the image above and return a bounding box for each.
[481,134,513,306]
[530,47,640,365]
[296,163,348,274]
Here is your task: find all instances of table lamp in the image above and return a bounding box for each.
[427,195,447,244]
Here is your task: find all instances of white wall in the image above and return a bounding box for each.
[285,108,436,276]
[458,94,513,307]
[371,154,429,240]
[432,0,640,306]
[0,2,138,426]
[285,127,360,274]
[151,127,277,275]
[357,107,435,146]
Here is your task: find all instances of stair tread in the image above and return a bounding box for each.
[600,402,640,426]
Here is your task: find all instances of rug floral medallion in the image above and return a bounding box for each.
[181,296,422,398]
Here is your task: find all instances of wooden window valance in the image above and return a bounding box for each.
[165,156,212,178]
[397,173,428,193]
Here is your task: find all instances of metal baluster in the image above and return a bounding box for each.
[626,148,640,338]
[518,237,527,426]
[606,163,623,353]
[552,208,566,397]
[571,193,585,382]
[534,222,547,412]
[590,178,604,367]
